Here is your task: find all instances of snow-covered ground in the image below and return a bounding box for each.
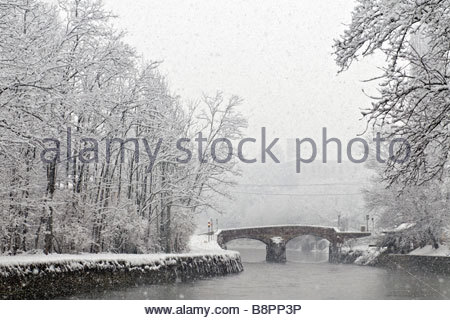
[0,253,178,268]
[188,234,236,253]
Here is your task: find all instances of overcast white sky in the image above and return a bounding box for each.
[102,0,382,144]
[98,0,384,226]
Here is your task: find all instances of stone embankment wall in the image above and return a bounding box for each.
[0,253,243,299]
[336,248,450,274]
[378,254,450,274]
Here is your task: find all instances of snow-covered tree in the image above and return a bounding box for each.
[363,133,450,252]
[0,0,246,255]
[335,0,450,186]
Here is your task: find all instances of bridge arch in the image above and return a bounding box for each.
[219,236,269,249]
[285,234,330,252]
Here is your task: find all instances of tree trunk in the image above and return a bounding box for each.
[44,160,56,255]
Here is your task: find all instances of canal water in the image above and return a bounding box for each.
[70,247,450,299]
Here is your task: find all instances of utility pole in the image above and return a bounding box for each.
[207,220,211,242]
[366,215,370,232]
[210,218,214,241]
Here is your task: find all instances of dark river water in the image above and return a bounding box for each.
[70,248,450,299]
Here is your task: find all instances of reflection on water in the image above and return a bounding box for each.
[69,247,450,300]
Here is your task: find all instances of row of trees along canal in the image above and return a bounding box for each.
[0,0,246,255]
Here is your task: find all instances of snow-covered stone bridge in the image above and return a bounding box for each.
[216,225,370,263]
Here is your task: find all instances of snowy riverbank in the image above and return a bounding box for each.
[339,240,450,275]
[0,235,243,299]
[339,246,386,266]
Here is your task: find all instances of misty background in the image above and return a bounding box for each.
[97,0,382,230]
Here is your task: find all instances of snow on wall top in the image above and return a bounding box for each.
[0,235,238,270]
